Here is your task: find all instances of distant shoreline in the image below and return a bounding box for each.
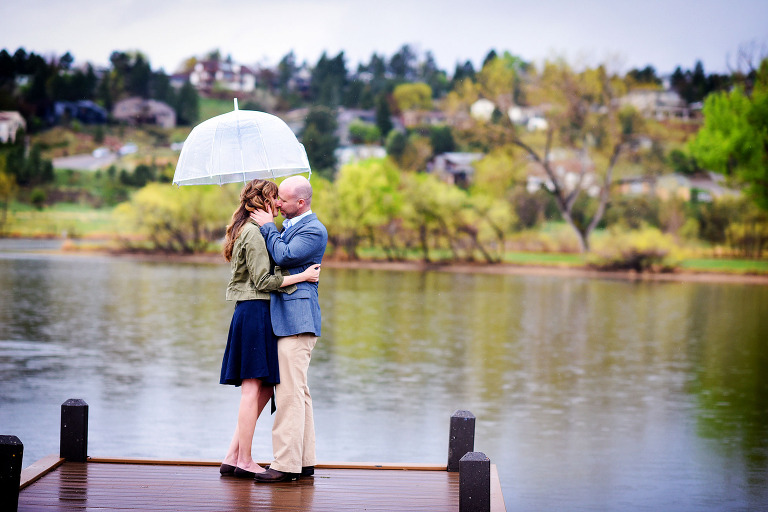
[3,236,765,285]
[95,248,768,286]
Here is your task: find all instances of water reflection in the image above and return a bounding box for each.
[1,247,767,511]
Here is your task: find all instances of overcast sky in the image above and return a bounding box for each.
[2,0,767,76]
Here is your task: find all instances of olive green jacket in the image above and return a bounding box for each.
[226,221,297,301]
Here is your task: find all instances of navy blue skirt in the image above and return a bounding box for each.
[219,300,280,386]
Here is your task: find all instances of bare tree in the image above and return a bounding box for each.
[509,61,643,252]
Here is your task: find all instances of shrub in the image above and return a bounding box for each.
[30,188,47,210]
[602,195,661,230]
[588,227,680,272]
[116,183,237,253]
[726,222,768,259]
[348,120,381,145]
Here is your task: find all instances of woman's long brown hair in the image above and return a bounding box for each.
[222,179,278,262]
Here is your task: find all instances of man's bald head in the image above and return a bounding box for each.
[281,176,312,202]
[278,175,313,218]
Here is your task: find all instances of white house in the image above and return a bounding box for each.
[508,105,549,131]
[618,90,690,120]
[113,98,176,129]
[470,99,495,121]
[526,155,599,197]
[0,111,26,143]
[428,152,485,187]
[189,59,257,93]
[335,145,387,168]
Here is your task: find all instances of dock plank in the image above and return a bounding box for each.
[19,461,464,511]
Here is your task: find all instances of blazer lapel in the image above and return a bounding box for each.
[283,214,315,241]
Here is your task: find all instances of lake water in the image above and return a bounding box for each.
[1,240,767,511]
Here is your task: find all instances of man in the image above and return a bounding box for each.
[250,175,327,483]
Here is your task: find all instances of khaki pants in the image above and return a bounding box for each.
[270,334,317,473]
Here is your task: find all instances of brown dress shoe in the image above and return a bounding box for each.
[253,468,300,483]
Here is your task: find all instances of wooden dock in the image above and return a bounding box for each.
[17,457,505,511]
[4,402,506,511]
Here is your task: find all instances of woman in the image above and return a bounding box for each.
[218,179,320,478]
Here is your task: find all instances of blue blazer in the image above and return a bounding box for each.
[260,213,328,337]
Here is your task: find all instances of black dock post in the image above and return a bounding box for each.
[60,399,88,462]
[448,410,476,472]
[459,451,491,512]
[0,435,23,512]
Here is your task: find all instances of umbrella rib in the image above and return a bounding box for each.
[253,117,274,180]
[209,120,218,185]
[237,108,246,184]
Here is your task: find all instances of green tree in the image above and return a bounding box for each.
[400,173,460,262]
[311,51,347,106]
[2,141,53,187]
[668,148,701,175]
[399,133,432,171]
[626,65,662,88]
[0,156,18,231]
[331,158,403,258]
[477,51,527,109]
[392,82,433,112]
[417,51,449,98]
[116,183,234,253]
[374,93,393,137]
[450,60,476,91]
[428,125,456,155]
[302,106,339,179]
[389,44,418,81]
[277,50,298,90]
[400,173,504,262]
[348,120,381,145]
[689,58,768,210]
[358,53,389,95]
[385,130,407,163]
[174,80,200,125]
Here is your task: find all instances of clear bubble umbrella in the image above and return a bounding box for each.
[172,99,310,186]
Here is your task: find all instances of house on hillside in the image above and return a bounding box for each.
[113,98,176,128]
[616,175,656,196]
[288,65,312,98]
[189,59,257,93]
[335,145,387,168]
[337,109,378,145]
[427,152,484,188]
[525,155,599,197]
[618,90,691,120]
[281,108,309,136]
[401,110,446,128]
[616,171,740,202]
[282,107,402,146]
[0,111,26,143]
[656,172,739,202]
[470,99,495,121]
[508,105,549,131]
[52,101,107,125]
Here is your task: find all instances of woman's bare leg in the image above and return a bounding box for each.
[222,379,273,471]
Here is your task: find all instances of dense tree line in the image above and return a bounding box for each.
[3,43,766,259]
[0,48,199,131]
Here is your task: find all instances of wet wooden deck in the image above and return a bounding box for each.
[18,456,506,511]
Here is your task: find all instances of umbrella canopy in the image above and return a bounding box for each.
[173,100,311,186]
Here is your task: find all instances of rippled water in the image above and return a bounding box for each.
[1,242,767,511]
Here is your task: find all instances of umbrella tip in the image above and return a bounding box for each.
[234,98,239,111]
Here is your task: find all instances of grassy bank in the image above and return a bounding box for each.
[2,202,116,239]
[680,258,768,274]
[2,203,767,276]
